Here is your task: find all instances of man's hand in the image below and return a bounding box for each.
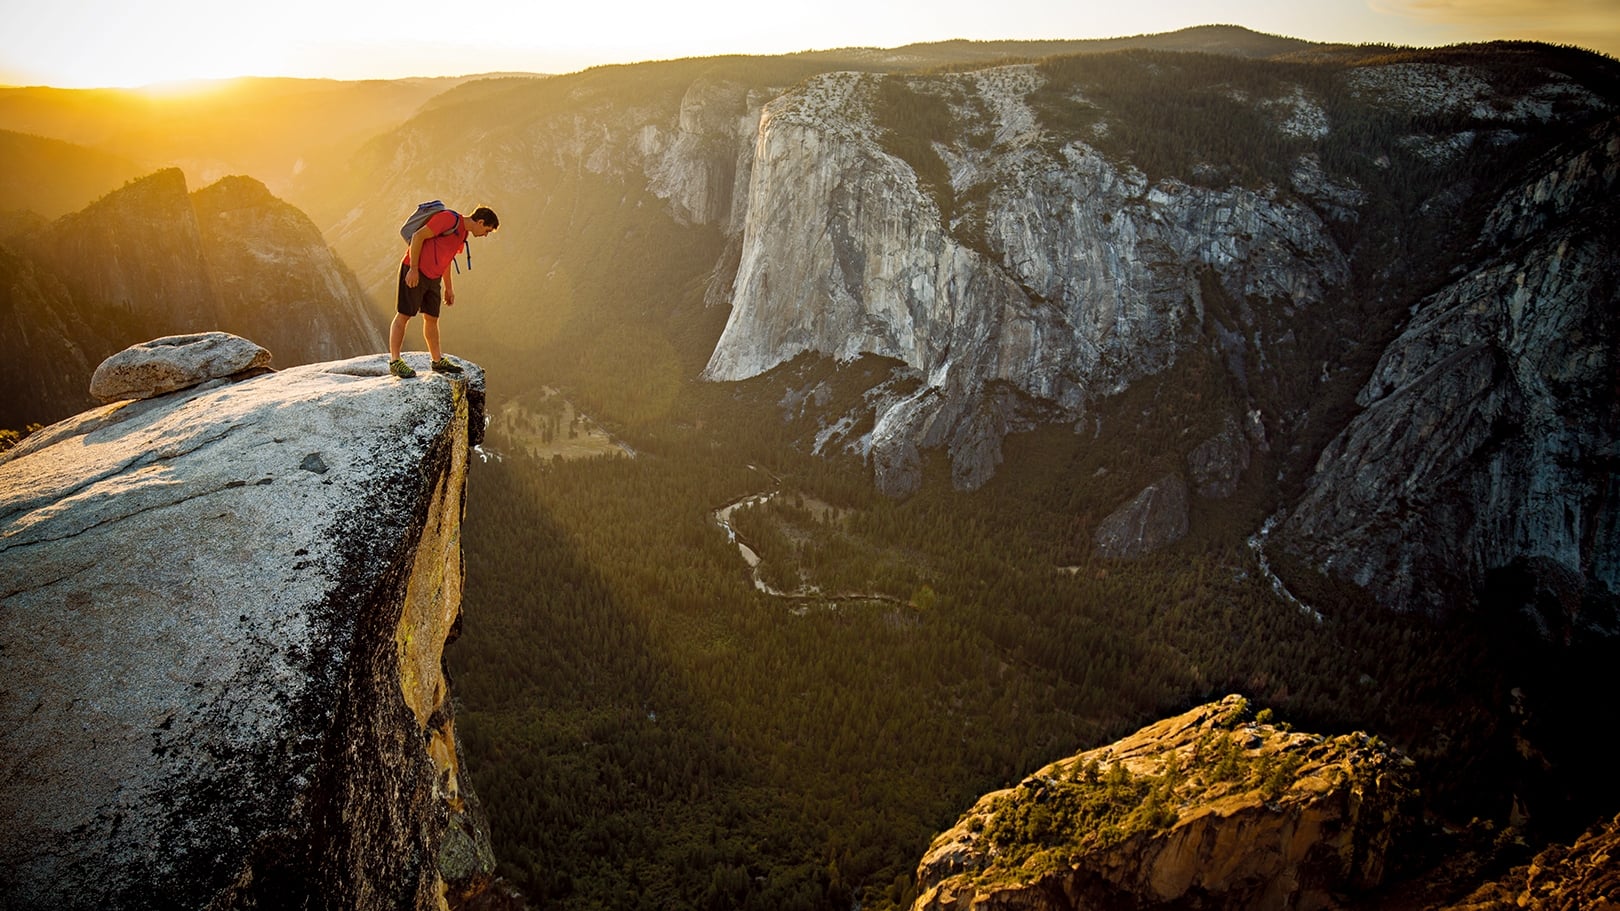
[405,266,421,288]
[444,288,456,307]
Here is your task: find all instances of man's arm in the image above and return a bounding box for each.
[405,224,434,288]
[443,258,454,305]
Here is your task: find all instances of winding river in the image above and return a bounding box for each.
[712,468,906,607]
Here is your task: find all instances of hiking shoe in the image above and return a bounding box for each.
[431,358,464,375]
[389,357,416,378]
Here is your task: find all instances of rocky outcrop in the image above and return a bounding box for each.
[1440,812,1620,911]
[89,332,272,402]
[1188,417,1252,500]
[1,169,381,429]
[0,348,492,910]
[1094,473,1190,558]
[1276,119,1620,616]
[913,696,1419,911]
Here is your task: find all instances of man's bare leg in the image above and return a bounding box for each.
[389,314,411,361]
[423,314,444,363]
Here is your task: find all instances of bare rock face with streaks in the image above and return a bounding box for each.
[1276,120,1620,616]
[1094,473,1190,558]
[0,347,493,910]
[703,66,1345,496]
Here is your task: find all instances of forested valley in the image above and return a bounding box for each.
[449,362,1599,910]
[433,45,1620,903]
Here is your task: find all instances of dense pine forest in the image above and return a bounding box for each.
[449,357,1610,910]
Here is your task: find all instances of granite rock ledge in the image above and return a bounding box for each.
[0,349,491,910]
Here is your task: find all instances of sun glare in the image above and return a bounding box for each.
[4,48,264,90]
[134,78,243,100]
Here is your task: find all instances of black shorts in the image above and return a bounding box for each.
[397,263,442,318]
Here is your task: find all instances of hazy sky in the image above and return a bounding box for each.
[2,0,1617,88]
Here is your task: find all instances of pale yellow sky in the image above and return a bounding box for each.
[1,0,1615,88]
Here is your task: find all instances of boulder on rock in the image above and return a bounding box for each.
[89,332,272,403]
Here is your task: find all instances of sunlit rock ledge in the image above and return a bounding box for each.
[913,696,1419,911]
[0,350,492,910]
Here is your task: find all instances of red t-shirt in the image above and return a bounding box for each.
[401,210,467,280]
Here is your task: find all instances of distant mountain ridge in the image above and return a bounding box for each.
[0,128,144,219]
[0,168,380,429]
[868,23,1324,63]
[0,76,482,212]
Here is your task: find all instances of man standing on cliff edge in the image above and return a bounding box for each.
[389,204,499,379]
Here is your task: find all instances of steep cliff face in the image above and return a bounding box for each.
[703,65,1347,495]
[0,242,103,427]
[641,75,760,232]
[192,175,381,363]
[0,349,493,910]
[683,47,1620,611]
[32,168,218,332]
[677,50,1620,531]
[1277,119,1620,616]
[912,696,1419,911]
[1,169,382,430]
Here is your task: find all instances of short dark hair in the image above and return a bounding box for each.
[470,206,499,230]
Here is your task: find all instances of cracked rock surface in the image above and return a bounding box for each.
[0,352,491,910]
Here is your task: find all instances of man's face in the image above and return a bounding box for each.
[469,218,497,238]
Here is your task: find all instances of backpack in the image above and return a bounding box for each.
[400,200,472,272]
